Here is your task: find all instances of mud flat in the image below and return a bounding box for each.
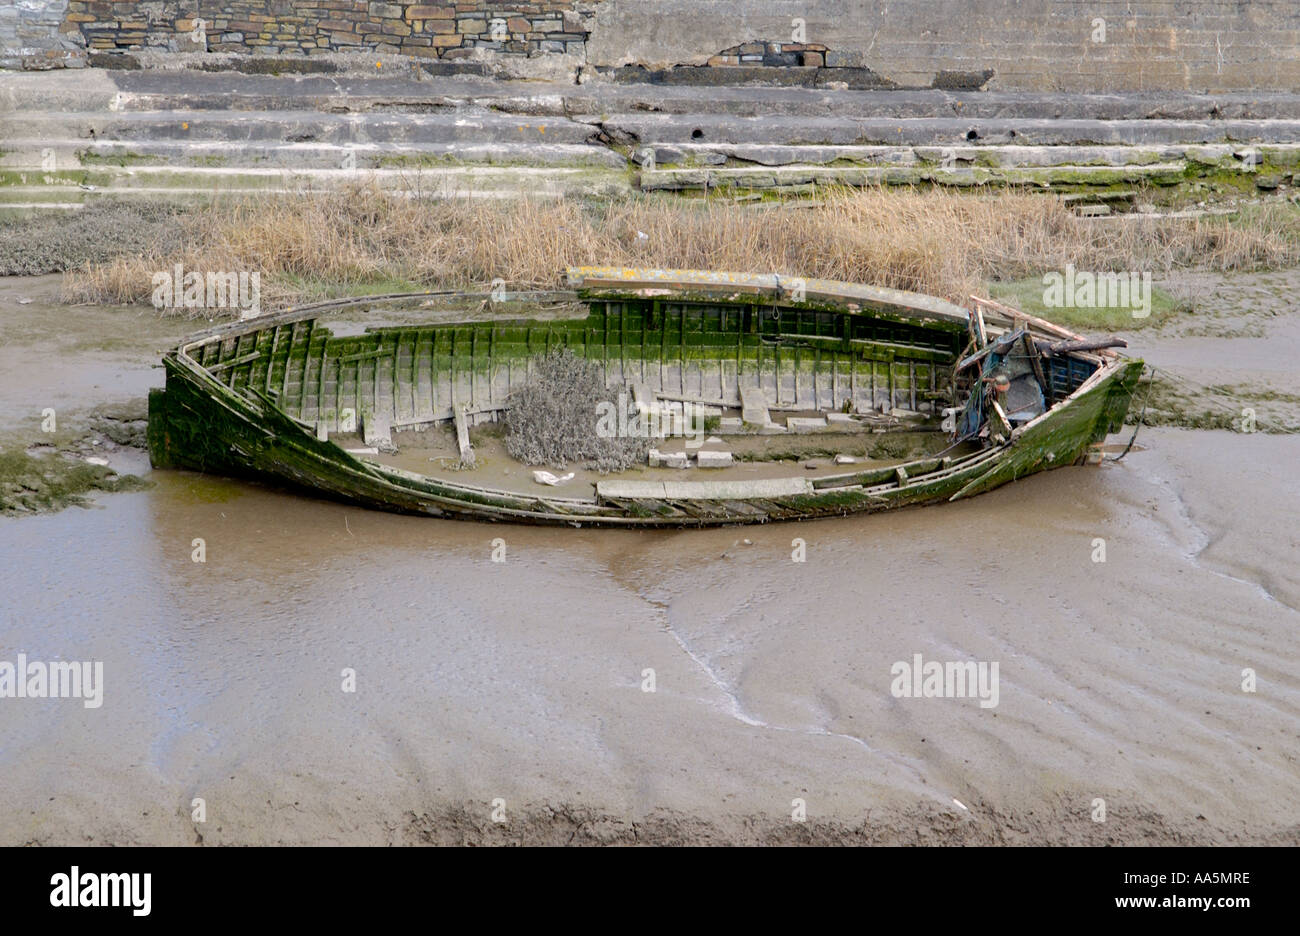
[0,273,1297,845]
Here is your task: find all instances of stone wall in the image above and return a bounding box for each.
[3,0,1300,93]
[1,0,84,69]
[45,1,600,59]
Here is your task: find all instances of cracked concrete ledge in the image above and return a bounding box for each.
[3,69,1300,210]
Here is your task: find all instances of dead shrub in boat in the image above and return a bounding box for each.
[504,349,649,473]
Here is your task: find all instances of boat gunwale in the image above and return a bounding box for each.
[157,273,1139,523]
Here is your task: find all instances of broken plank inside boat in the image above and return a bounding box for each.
[146,268,1145,527]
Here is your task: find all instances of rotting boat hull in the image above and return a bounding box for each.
[147,269,1144,527]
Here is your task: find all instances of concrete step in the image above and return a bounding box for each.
[0,139,626,171]
[0,108,602,146]
[8,110,1298,169]
[596,113,1300,147]
[640,162,1191,191]
[9,138,1293,175]
[4,153,1286,207]
[0,164,631,202]
[16,70,1300,122]
[637,142,1300,171]
[5,70,1300,207]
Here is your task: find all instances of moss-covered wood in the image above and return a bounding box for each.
[147,274,1143,527]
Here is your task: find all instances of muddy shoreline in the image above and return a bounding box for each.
[2,272,1298,846]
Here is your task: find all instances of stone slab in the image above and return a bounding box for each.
[786,416,829,431]
[739,384,769,425]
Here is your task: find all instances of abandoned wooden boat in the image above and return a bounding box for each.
[147,267,1144,527]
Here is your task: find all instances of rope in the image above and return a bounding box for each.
[1106,364,1155,462]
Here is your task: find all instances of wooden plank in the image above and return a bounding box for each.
[337,347,391,364]
[412,328,423,419]
[263,324,281,394]
[989,399,1012,442]
[454,404,474,465]
[279,321,299,404]
[1023,331,1048,392]
[679,303,686,396]
[390,331,402,422]
[654,299,663,391]
[317,344,328,424]
[208,350,261,373]
[226,333,248,387]
[372,334,384,423]
[298,326,314,419]
[970,295,1088,344]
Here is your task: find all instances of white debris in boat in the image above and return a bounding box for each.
[85,456,109,466]
[834,454,858,464]
[786,417,828,432]
[16,297,33,305]
[532,470,575,486]
[953,799,969,811]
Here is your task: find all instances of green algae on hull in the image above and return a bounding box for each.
[146,268,1143,527]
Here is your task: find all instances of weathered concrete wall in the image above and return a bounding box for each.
[4,0,1299,93]
[589,0,1300,92]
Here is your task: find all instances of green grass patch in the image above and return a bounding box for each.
[274,273,432,301]
[187,154,230,168]
[78,150,164,168]
[986,274,1189,332]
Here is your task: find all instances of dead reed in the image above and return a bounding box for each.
[62,184,1300,313]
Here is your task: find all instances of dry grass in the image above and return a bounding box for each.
[62,184,1300,313]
